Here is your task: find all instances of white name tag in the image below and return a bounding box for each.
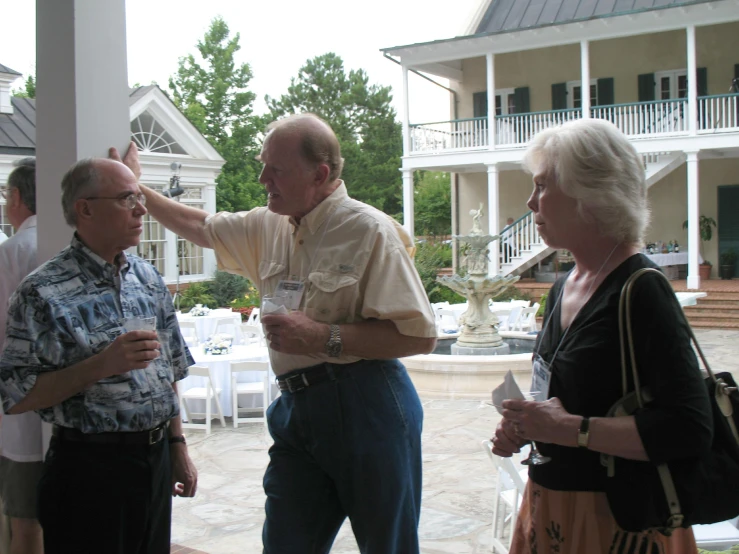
[531,354,552,401]
[274,280,305,312]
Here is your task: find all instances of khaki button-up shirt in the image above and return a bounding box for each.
[203,183,436,374]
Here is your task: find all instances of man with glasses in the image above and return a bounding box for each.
[0,158,197,553]
[0,158,44,554]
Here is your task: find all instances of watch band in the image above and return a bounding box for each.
[577,417,590,449]
[168,434,187,445]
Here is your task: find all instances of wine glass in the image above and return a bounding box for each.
[520,391,552,466]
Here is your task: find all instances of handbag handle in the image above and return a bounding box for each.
[618,268,719,405]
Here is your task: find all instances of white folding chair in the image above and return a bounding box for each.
[180,365,226,434]
[230,361,271,428]
[516,304,540,332]
[213,317,239,338]
[240,323,266,346]
[481,440,529,554]
[437,308,460,332]
[499,306,522,332]
[246,307,260,325]
[178,320,200,347]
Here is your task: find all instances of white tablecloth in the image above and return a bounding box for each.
[177,311,243,344]
[179,344,274,417]
[645,252,701,266]
[675,292,708,307]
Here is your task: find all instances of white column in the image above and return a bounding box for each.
[487,164,500,277]
[486,53,496,149]
[203,183,217,277]
[580,40,591,119]
[686,25,698,136]
[451,173,458,273]
[686,151,701,289]
[402,65,411,155]
[164,228,178,282]
[402,169,414,239]
[36,0,130,263]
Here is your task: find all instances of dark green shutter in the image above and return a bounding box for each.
[514,86,530,113]
[596,78,614,106]
[473,92,487,118]
[696,67,708,97]
[551,83,567,110]
[638,73,655,102]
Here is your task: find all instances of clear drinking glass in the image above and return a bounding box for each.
[520,390,552,466]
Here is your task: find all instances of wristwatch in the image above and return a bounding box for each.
[325,324,343,357]
[577,417,590,449]
[168,434,187,445]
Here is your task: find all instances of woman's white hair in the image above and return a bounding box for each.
[522,118,650,245]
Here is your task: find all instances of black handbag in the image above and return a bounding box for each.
[601,267,739,535]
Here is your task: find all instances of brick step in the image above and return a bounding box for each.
[696,294,739,303]
[683,309,739,320]
[689,320,739,329]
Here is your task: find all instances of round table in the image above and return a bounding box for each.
[180,344,274,416]
[177,310,244,344]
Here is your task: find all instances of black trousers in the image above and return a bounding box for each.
[37,436,172,554]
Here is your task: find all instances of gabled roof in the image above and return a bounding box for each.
[471,0,720,35]
[0,85,223,162]
[0,64,21,76]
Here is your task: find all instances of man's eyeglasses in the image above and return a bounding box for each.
[85,193,146,210]
[0,188,8,200]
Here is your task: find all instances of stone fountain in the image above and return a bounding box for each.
[436,204,520,355]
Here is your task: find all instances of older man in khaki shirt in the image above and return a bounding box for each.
[120,113,436,554]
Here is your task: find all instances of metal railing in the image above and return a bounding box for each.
[591,98,687,137]
[495,108,581,146]
[409,117,488,152]
[498,211,541,266]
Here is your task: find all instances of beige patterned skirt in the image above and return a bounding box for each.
[509,481,698,554]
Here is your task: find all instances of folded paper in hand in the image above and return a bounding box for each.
[262,298,289,315]
[491,370,526,415]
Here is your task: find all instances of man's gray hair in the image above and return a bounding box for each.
[7,157,36,215]
[61,159,100,227]
[522,119,650,245]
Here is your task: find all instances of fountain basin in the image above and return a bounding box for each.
[401,332,535,400]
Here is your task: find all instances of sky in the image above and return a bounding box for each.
[1,0,481,124]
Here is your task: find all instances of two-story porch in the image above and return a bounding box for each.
[383,0,739,289]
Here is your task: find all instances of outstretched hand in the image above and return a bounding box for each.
[261,311,328,355]
[108,141,142,180]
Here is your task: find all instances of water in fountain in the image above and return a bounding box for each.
[436,205,522,355]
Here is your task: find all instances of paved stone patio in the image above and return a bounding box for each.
[171,329,739,554]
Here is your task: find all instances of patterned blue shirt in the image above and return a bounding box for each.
[0,235,193,433]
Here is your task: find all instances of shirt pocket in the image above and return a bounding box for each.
[258,260,286,294]
[304,271,359,323]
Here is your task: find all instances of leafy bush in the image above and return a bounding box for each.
[537,293,548,317]
[206,270,252,307]
[231,281,260,308]
[414,241,464,304]
[233,306,254,322]
[178,282,216,311]
[491,287,531,303]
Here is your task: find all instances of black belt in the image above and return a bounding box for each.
[52,422,168,446]
[277,362,355,393]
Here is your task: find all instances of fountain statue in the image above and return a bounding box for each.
[437,204,520,355]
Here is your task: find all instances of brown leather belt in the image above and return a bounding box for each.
[276,362,353,393]
[52,422,168,446]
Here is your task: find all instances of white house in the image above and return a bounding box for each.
[382,0,739,289]
[0,64,224,287]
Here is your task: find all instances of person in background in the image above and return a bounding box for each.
[0,158,197,554]
[492,119,710,553]
[118,113,438,554]
[501,216,516,263]
[0,158,44,554]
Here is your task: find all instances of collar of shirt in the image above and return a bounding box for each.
[70,233,131,281]
[16,214,37,233]
[288,181,348,235]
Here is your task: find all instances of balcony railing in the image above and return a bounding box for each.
[499,211,541,266]
[408,95,739,154]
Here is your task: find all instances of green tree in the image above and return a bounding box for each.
[414,171,451,237]
[12,75,36,98]
[266,53,402,215]
[169,17,264,212]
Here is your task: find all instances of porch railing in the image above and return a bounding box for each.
[495,108,581,146]
[498,211,541,266]
[698,93,739,132]
[408,96,739,154]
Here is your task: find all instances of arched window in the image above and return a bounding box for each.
[131,111,187,154]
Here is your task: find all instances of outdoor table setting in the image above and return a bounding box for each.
[176,307,244,345]
[179,343,274,417]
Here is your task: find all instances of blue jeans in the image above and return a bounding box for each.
[262,359,423,554]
